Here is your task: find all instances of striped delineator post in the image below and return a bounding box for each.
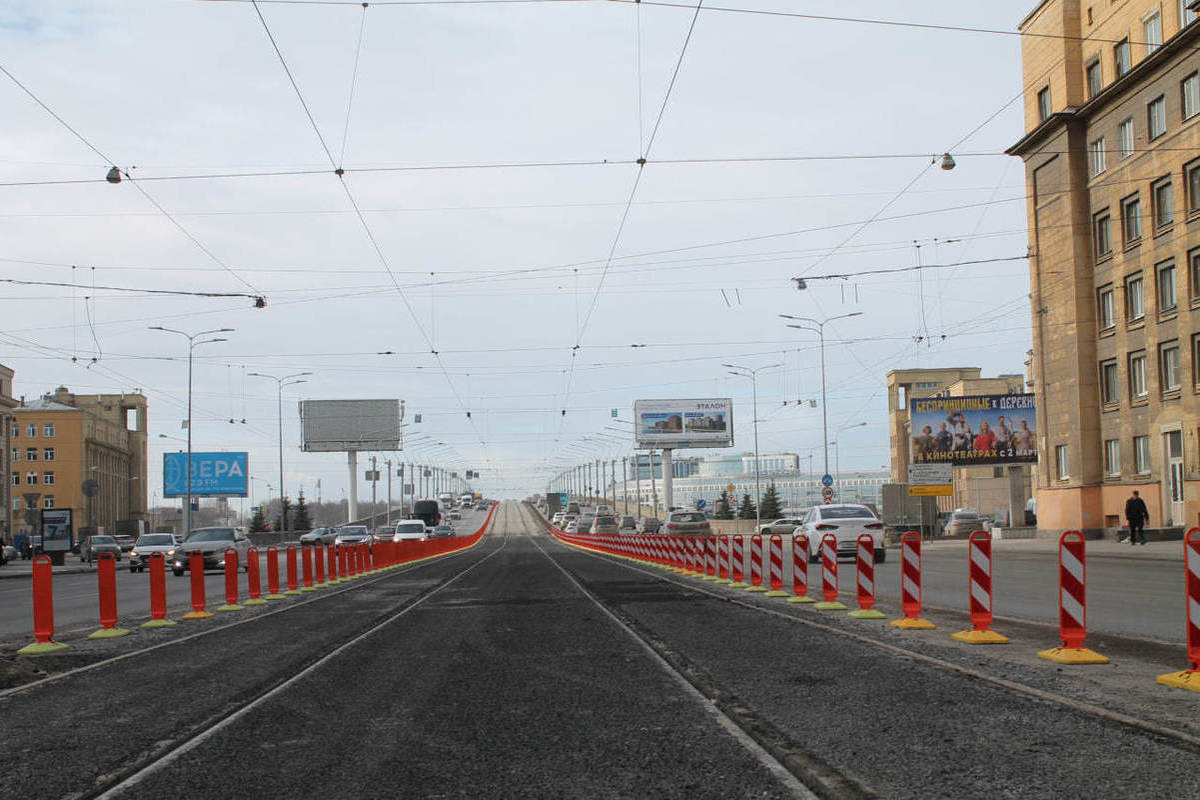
[765,535,789,597]
[1037,531,1109,664]
[746,535,767,592]
[788,534,815,603]
[1157,527,1200,692]
[703,536,718,580]
[729,536,748,588]
[848,534,887,619]
[814,533,847,610]
[716,535,732,584]
[951,530,1010,644]
[891,532,935,630]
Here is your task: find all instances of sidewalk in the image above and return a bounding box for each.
[0,559,96,580]
[919,536,1185,562]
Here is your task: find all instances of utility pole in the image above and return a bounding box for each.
[370,455,378,529]
[385,459,393,526]
[622,457,628,515]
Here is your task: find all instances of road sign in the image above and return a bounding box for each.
[821,486,835,502]
[821,474,834,488]
[696,499,707,509]
[727,484,736,494]
[909,484,954,497]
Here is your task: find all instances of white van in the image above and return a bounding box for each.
[392,520,427,542]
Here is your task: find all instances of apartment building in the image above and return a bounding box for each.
[0,364,15,543]
[1009,0,1200,531]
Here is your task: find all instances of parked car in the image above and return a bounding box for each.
[796,504,885,563]
[300,527,339,546]
[636,517,661,534]
[590,515,619,535]
[618,515,637,533]
[759,518,805,536]
[171,527,253,575]
[663,510,711,535]
[430,524,455,538]
[335,525,372,547]
[128,533,180,573]
[80,535,123,563]
[393,520,427,542]
[943,509,984,538]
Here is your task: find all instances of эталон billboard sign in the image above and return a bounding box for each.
[634,399,733,449]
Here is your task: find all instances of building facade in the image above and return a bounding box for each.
[0,364,15,544]
[11,387,148,539]
[1010,0,1200,532]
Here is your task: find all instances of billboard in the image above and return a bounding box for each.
[909,393,1037,466]
[41,508,74,552]
[634,399,733,449]
[164,452,249,497]
[300,399,402,452]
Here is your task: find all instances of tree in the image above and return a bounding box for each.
[758,483,782,519]
[249,506,267,533]
[277,496,293,532]
[293,491,312,531]
[737,493,757,520]
[714,490,734,520]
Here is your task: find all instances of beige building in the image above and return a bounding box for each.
[11,387,148,539]
[1009,0,1200,532]
[0,364,15,544]
[888,368,1033,520]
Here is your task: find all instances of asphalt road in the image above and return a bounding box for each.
[2,502,1196,799]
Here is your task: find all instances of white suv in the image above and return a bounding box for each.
[392,520,427,542]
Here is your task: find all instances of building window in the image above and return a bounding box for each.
[1161,340,1181,392]
[1104,439,1121,476]
[1145,11,1163,55]
[1153,177,1174,229]
[1115,39,1132,76]
[42,471,54,486]
[1087,60,1103,97]
[1184,0,1200,28]
[1055,445,1070,480]
[1186,160,1200,216]
[25,447,36,462]
[10,425,16,439]
[1126,273,1145,321]
[1094,211,1112,259]
[1191,248,1200,301]
[1118,118,1135,158]
[1134,435,1151,473]
[1149,95,1167,139]
[25,472,36,485]
[42,423,54,438]
[1158,260,1178,312]
[1037,86,1052,121]
[1130,350,1149,398]
[11,474,18,487]
[1100,359,1120,405]
[1122,194,1141,244]
[1089,137,1107,175]
[1098,285,1116,329]
[1184,72,1200,120]
[25,423,35,438]
[43,496,54,509]
[1192,334,1200,389]
[42,447,53,461]
[10,447,18,463]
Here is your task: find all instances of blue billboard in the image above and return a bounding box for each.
[163,452,249,497]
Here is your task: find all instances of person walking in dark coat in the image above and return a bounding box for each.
[1124,490,1149,546]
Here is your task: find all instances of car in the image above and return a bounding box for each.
[575,516,595,533]
[335,525,372,547]
[170,527,253,575]
[448,510,462,521]
[618,515,637,533]
[796,504,886,563]
[80,535,123,563]
[564,518,581,533]
[943,509,984,538]
[372,525,396,542]
[551,512,566,526]
[430,524,455,538]
[0,543,16,564]
[759,518,805,536]
[636,517,661,534]
[596,504,613,515]
[663,510,710,535]
[590,515,619,535]
[113,534,137,553]
[300,527,339,546]
[392,520,427,542]
[476,502,489,511]
[128,533,180,573]
[558,513,578,530]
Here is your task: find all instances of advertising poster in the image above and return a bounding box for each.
[163,452,249,497]
[634,399,733,449]
[909,394,1037,466]
[40,508,74,552]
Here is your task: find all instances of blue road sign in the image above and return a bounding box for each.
[164,452,249,498]
[696,499,707,509]
[821,474,834,487]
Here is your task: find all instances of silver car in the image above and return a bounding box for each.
[170,527,253,575]
[128,533,180,573]
[335,525,371,547]
[300,527,338,546]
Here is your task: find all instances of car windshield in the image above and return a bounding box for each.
[339,526,368,535]
[396,523,424,533]
[185,529,235,542]
[670,512,705,523]
[953,511,980,520]
[818,507,876,520]
[595,516,615,525]
[135,535,173,546]
[91,536,116,544]
[435,526,452,532]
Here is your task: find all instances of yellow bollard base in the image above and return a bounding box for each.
[814,600,848,611]
[700,575,719,581]
[283,589,303,596]
[746,586,768,593]
[243,598,268,606]
[951,628,1010,644]
[17,640,69,655]
[729,581,749,589]
[891,616,936,630]
[299,586,317,593]
[181,610,214,620]
[87,627,133,640]
[1156,669,1200,693]
[714,579,731,585]
[848,608,888,619]
[264,593,286,600]
[141,618,178,629]
[215,604,244,612]
[1037,646,1110,665]
[787,595,817,604]
[764,590,790,597]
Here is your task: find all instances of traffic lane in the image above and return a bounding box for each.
[0,540,502,800]
[122,530,798,798]
[552,541,1199,800]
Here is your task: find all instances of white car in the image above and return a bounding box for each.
[795,504,886,563]
[392,520,427,542]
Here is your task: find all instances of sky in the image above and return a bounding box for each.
[0,0,1038,502]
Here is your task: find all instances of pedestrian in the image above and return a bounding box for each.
[1124,490,1149,546]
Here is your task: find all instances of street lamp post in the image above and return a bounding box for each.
[247,371,311,533]
[723,362,782,532]
[833,421,868,500]
[150,326,233,537]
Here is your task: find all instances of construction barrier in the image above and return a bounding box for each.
[245,547,267,606]
[815,534,847,610]
[765,535,788,597]
[338,545,349,582]
[326,543,337,583]
[730,535,747,587]
[217,549,243,612]
[301,545,315,592]
[891,532,934,630]
[716,535,731,585]
[746,535,767,592]
[848,534,886,619]
[141,552,176,629]
[951,531,1009,644]
[789,534,815,603]
[89,552,132,639]
[703,536,717,580]
[265,546,284,600]
[183,550,213,620]
[1157,528,1200,692]
[18,555,68,654]
[285,546,301,596]
[314,545,326,586]
[1038,531,1108,664]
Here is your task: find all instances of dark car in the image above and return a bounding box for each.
[113,534,136,553]
[430,524,455,538]
[590,515,619,535]
[171,527,252,576]
[664,510,711,535]
[80,535,123,563]
[618,515,637,533]
[636,517,661,534]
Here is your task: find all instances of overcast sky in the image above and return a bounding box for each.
[0,0,1035,502]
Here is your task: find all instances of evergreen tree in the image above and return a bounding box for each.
[293,491,312,531]
[278,496,293,532]
[758,483,782,519]
[737,493,757,520]
[249,506,267,533]
[714,490,734,520]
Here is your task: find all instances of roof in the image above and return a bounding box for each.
[15,397,78,412]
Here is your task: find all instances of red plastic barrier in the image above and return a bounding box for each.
[891,532,933,629]
[731,535,745,584]
[1157,529,1200,688]
[705,535,717,577]
[95,552,121,632]
[748,535,764,589]
[286,546,300,594]
[326,543,336,579]
[338,545,348,580]
[246,547,263,602]
[220,548,242,610]
[266,546,281,597]
[686,536,700,574]
[950,531,1008,644]
[314,545,325,585]
[790,533,813,602]
[183,550,212,619]
[1037,531,1107,662]
[17,555,67,653]
[767,535,784,592]
[815,533,846,609]
[849,534,885,618]
[717,535,731,582]
[302,545,314,589]
[146,552,172,625]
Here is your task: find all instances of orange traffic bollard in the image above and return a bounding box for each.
[1158,528,1200,692]
[339,545,349,581]
[815,533,847,610]
[182,550,213,620]
[1037,531,1107,663]
[314,544,326,586]
[891,532,935,629]
[265,545,285,599]
[301,545,316,592]
[746,535,767,593]
[951,531,1009,644]
[89,552,133,639]
[245,546,267,606]
[217,548,243,612]
[18,555,69,654]
[848,534,887,619]
[142,552,177,628]
[729,535,747,587]
[788,533,815,603]
[716,535,731,584]
[285,546,301,595]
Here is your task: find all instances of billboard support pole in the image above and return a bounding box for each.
[662,448,674,513]
[347,451,359,523]
[635,455,642,516]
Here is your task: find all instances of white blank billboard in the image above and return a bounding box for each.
[300,399,402,452]
[634,398,733,449]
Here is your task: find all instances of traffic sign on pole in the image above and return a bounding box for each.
[726,483,736,494]
[821,486,835,503]
[821,474,834,488]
